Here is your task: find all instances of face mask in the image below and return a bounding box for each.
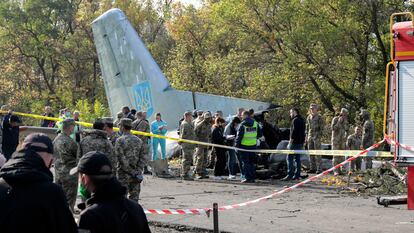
[79,176,91,199]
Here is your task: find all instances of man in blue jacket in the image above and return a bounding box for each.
[235,111,262,183]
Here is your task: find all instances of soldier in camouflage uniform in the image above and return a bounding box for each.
[331,108,349,175]
[179,111,196,180]
[193,112,212,179]
[360,109,375,169]
[102,117,120,146]
[80,119,115,166]
[305,104,325,173]
[132,111,150,163]
[114,118,146,202]
[347,126,362,172]
[53,118,78,211]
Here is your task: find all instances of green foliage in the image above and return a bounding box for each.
[74,99,110,123]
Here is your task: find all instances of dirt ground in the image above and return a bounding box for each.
[140,175,414,233]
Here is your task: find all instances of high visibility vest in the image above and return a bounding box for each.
[241,121,258,146]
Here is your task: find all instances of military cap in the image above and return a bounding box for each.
[119,118,132,127]
[340,108,349,114]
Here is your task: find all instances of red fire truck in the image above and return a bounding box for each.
[386,12,414,210]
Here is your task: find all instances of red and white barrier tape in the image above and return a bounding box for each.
[385,135,414,153]
[143,140,385,215]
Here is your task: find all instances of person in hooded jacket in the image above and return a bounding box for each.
[72,151,151,233]
[0,133,77,233]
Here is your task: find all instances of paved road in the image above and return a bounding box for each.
[140,176,413,233]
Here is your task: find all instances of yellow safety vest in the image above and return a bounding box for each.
[241,121,258,146]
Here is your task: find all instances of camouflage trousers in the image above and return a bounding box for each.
[332,142,346,174]
[194,145,208,175]
[56,176,78,211]
[118,173,141,203]
[308,137,321,172]
[181,144,195,176]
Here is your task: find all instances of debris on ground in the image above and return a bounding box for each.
[339,162,407,196]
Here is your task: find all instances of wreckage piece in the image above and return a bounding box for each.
[383,162,407,184]
[377,196,407,207]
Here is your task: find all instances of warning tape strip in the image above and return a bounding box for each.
[385,135,414,157]
[0,111,392,157]
[142,140,385,215]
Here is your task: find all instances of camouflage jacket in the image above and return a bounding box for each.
[331,116,349,144]
[362,119,375,148]
[180,120,195,147]
[346,133,361,150]
[132,119,150,144]
[108,131,120,146]
[53,133,78,180]
[306,114,324,140]
[194,119,211,142]
[80,129,115,166]
[114,132,146,176]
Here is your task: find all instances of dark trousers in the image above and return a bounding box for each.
[239,151,256,181]
[227,149,239,176]
[287,143,303,178]
[214,148,227,176]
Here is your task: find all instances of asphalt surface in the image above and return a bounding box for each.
[140,175,414,233]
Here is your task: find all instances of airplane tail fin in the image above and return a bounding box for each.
[92,8,273,129]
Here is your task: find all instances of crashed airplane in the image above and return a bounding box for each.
[91,8,274,132]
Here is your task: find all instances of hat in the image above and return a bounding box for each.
[197,110,204,116]
[69,151,113,178]
[21,133,54,154]
[310,104,318,109]
[340,108,348,114]
[203,112,212,119]
[102,117,113,124]
[9,115,22,123]
[119,118,132,127]
[62,118,75,128]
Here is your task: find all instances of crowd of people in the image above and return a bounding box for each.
[0,102,375,232]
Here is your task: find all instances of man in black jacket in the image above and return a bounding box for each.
[71,151,151,233]
[281,107,306,181]
[0,133,78,233]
